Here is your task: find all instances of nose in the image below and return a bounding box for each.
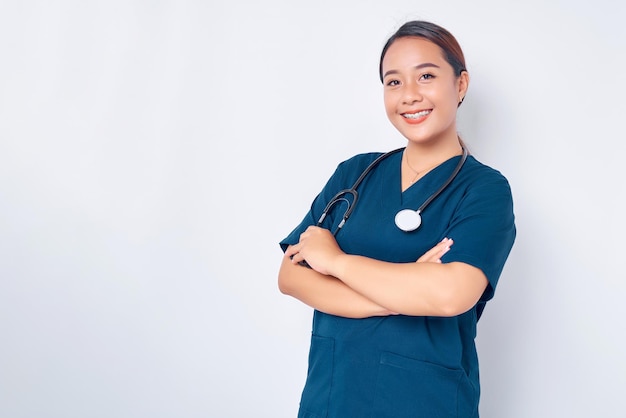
[402,81,423,104]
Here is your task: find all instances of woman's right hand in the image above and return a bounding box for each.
[416,238,453,263]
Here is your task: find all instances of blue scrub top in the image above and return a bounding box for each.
[280,150,516,418]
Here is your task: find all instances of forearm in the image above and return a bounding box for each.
[329,255,488,317]
[278,254,394,319]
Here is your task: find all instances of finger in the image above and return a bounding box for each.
[417,240,447,262]
[285,244,300,258]
[416,238,453,263]
[287,250,300,263]
[434,237,453,252]
[417,249,439,263]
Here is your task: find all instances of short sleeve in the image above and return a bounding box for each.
[441,171,516,304]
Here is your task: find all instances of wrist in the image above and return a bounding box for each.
[329,253,351,280]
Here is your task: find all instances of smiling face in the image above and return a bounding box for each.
[381,37,469,147]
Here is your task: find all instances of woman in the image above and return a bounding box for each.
[278,20,515,418]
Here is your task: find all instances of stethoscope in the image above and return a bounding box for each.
[317,145,468,234]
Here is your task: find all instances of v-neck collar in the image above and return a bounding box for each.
[396,152,464,205]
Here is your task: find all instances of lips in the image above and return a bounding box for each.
[401,109,432,124]
[402,109,431,119]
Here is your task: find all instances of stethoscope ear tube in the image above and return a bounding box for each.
[316,148,404,236]
[316,191,359,236]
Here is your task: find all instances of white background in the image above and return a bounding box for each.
[1,1,625,417]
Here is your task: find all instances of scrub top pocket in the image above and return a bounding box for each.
[298,335,335,418]
[372,351,477,418]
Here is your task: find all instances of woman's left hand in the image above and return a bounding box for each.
[285,226,344,275]
[416,237,453,263]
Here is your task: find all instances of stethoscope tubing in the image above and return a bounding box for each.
[317,145,467,235]
[316,148,404,235]
[415,146,468,213]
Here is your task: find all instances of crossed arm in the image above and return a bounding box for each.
[278,226,488,318]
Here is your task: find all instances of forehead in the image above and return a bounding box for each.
[382,37,448,73]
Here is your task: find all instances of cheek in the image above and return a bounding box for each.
[383,93,396,116]
[446,81,462,102]
[433,85,460,112]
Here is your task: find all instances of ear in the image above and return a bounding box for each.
[457,71,470,106]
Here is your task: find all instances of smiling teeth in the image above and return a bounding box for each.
[403,110,431,119]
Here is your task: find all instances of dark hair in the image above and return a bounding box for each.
[379,20,467,83]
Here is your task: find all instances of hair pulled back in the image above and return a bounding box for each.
[379,20,467,83]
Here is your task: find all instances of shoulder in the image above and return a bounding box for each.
[338,151,386,170]
[462,155,513,190]
[456,156,515,218]
[332,151,390,182]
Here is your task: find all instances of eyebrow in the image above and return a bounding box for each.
[383,63,441,79]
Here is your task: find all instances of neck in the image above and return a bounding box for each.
[403,138,463,172]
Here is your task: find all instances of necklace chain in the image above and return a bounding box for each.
[404,151,421,183]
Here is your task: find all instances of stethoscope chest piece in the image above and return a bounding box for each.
[395,209,422,232]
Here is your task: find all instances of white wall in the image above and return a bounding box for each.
[1,1,624,417]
